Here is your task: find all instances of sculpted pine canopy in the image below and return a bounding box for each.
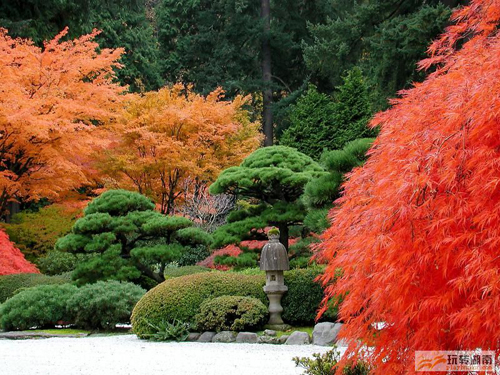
[316,0,500,373]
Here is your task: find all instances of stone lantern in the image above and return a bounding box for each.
[260,229,289,330]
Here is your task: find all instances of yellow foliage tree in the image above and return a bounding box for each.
[100,85,261,214]
[0,28,126,216]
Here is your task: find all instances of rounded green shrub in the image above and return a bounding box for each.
[282,267,338,325]
[0,284,77,331]
[0,273,71,303]
[131,272,266,338]
[163,265,211,279]
[67,281,146,330]
[195,295,268,332]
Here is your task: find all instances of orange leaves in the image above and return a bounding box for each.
[316,0,500,373]
[0,28,126,215]
[99,84,261,214]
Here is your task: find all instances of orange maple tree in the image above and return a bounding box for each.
[0,230,39,275]
[0,28,126,216]
[316,1,500,373]
[99,84,261,214]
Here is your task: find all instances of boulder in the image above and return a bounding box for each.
[285,331,310,345]
[187,332,201,342]
[212,331,237,343]
[278,335,290,344]
[258,335,280,344]
[236,332,258,344]
[263,329,277,336]
[197,331,216,342]
[312,322,343,346]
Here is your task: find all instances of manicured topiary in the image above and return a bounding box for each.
[282,267,339,325]
[131,272,266,338]
[56,189,212,285]
[163,266,211,279]
[210,146,326,249]
[195,295,268,332]
[67,281,146,330]
[0,273,71,303]
[0,284,77,331]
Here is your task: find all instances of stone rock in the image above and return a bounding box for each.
[285,331,311,345]
[263,329,277,336]
[258,335,280,344]
[236,332,258,344]
[187,332,201,342]
[278,335,290,344]
[212,331,237,343]
[312,322,343,346]
[197,331,216,342]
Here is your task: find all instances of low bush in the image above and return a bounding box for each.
[293,347,370,375]
[0,273,71,303]
[2,204,81,262]
[143,319,190,342]
[163,265,211,280]
[195,295,268,332]
[282,267,338,325]
[178,245,211,266]
[0,284,77,331]
[37,251,94,276]
[131,272,266,338]
[67,281,146,330]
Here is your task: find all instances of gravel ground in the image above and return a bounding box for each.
[0,334,341,375]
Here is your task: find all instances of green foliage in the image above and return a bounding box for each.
[36,251,93,276]
[1,204,80,261]
[303,0,457,109]
[56,190,211,285]
[163,266,211,280]
[144,319,190,342]
[156,0,331,98]
[0,273,71,304]
[211,146,326,248]
[195,295,268,332]
[67,281,145,330]
[303,138,374,233]
[280,74,374,160]
[131,272,267,338]
[178,245,211,267]
[294,347,370,375]
[214,252,258,270]
[0,284,77,331]
[282,268,338,325]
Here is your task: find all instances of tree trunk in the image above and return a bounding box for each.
[261,0,273,146]
[278,222,289,251]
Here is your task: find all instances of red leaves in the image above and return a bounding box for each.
[316,1,500,373]
[0,230,39,275]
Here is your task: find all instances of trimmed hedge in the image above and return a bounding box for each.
[282,267,338,325]
[0,284,77,331]
[195,295,268,332]
[0,273,71,303]
[163,265,211,280]
[68,281,146,330]
[131,272,267,338]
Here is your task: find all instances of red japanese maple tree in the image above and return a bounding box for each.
[316,1,500,373]
[0,230,39,275]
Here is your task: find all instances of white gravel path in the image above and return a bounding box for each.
[0,334,341,375]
